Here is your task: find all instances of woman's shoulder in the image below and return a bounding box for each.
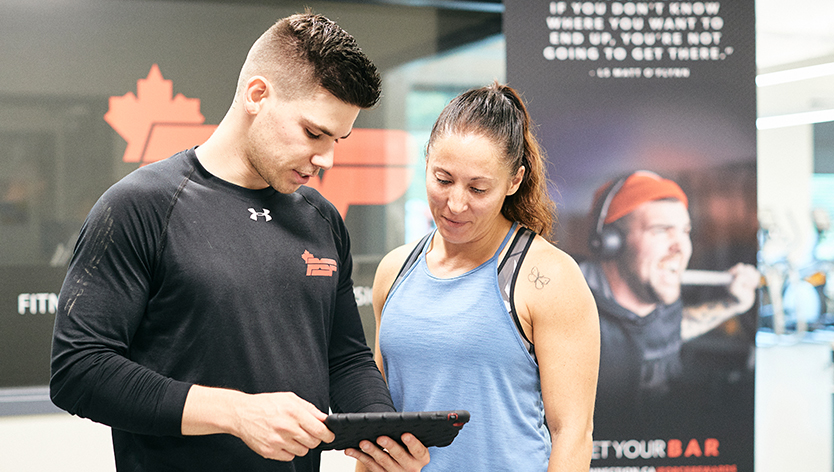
[372,235,430,309]
[517,232,598,334]
[526,233,578,267]
[374,236,428,285]
[520,232,591,296]
[378,242,418,273]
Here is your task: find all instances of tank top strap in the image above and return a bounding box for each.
[493,221,519,260]
[389,230,434,294]
[390,222,519,295]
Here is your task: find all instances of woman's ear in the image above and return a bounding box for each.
[507,165,525,196]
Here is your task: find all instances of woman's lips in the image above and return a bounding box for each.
[441,215,466,227]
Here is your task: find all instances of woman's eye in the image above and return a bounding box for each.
[471,187,486,194]
[306,130,321,139]
[436,177,451,185]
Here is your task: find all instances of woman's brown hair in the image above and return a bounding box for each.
[427,82,557,239]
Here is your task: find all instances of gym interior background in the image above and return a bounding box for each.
[0,0,832,470]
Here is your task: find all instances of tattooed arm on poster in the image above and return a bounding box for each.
[681,262,760,341]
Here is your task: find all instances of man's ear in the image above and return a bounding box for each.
[243,76,269,115]
[507,165,525,196]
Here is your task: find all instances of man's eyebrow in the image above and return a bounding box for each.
[304,118,352,140]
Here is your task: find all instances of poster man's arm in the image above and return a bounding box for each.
[681,263,760,341]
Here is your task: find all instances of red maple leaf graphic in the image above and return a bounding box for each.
[103,67,413,216]
[104,64,210,165]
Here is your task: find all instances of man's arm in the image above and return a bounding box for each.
[681,263,760,341]
[181,385,335,461]
[49,186,190,436]
[327,216,396,414]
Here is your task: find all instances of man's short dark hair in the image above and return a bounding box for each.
[241,12,381,108]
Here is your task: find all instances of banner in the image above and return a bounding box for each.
[505,1,757,471]
[0,266,67,388]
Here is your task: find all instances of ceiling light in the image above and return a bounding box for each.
[756,62,834,87]
[756,109,834,129]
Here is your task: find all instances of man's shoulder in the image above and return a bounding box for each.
[295,185,342,220]
[104,151,193,200]
[86,151,195,227]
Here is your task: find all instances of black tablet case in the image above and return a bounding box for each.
[320,410,470,451]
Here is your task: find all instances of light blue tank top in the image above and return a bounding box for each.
[379,223,550,471]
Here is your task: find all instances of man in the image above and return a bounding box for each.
[579,171,759,430]
[50,12,428,472]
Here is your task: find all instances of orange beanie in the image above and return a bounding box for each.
[597,171,688,224]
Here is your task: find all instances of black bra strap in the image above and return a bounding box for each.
[390,232,433,294]
[498,226,537,362]
[388,227,538,363]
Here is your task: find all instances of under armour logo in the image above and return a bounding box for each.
[248,208,272,222]
[302,250,337,277]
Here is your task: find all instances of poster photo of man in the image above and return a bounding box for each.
[579,171,759,439]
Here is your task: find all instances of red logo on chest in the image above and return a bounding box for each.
[302,251,337,277]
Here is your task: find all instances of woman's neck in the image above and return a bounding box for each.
[426,218,515,278]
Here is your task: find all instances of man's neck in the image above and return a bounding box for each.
[194,116,268,190]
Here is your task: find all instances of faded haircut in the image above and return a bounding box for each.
[237,11,381,108]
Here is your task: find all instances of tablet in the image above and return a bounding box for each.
[319,410,470,451]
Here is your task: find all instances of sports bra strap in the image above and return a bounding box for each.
[390,231,433,292]
[498,226,537,362]
[388,225,538,363]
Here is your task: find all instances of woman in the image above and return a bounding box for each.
[352,83,599,472]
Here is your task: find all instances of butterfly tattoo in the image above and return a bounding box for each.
[528,266,550,289]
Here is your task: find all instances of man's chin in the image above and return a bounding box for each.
[645,279,681,306]
[656,289,682,306]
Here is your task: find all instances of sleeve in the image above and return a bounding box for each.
[49,178,192,436]
[325,210,395,414]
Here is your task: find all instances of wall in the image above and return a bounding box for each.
[755,338,834,472]
[1,1,833,470]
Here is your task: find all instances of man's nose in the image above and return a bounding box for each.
[669,229,690,251]
[311,144,334,171]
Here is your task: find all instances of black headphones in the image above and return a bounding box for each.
[587,173,633,259]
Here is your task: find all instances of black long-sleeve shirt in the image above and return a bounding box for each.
[50,148,393,471]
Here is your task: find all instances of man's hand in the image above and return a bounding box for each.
[726,262,760,314]
[231,391,335,461]
[182,386,335,462]
[347,433,430,472]
[681,263,761,341]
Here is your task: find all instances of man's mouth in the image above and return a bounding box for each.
[295,169,318,181]
[658,258,684,278]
